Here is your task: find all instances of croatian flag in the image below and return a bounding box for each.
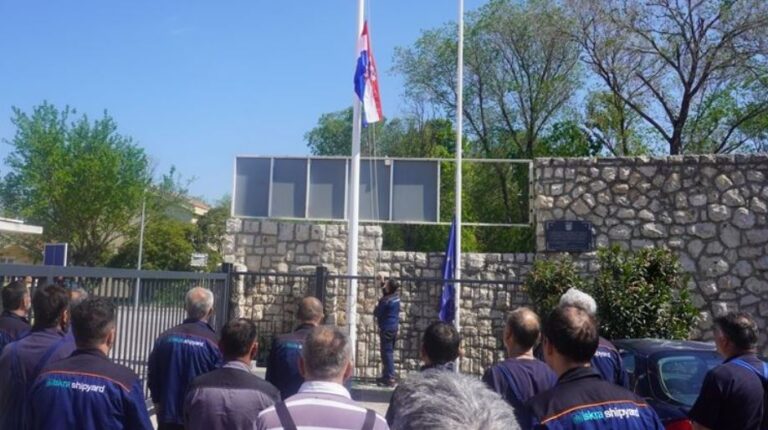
[354,21,383,124]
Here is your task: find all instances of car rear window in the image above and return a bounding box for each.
[656,353,722,406]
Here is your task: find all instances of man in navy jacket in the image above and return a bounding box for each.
[558,288,627,388]
[0,284,75,430]
[374,278,400,386]
[28,297,152,430]
[527,305,664,429]
[148,287,222,430]
[0,280,31,351]
[265,296,324,399]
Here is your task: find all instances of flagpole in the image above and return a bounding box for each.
[453,0,464,372]
[347,0,365,366]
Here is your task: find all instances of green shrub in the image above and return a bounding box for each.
[592,246,698,340]
[524,246,698,340]
[524,256,586,318]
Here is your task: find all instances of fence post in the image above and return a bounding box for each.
[313,266,328,307]
[221,263,235,322]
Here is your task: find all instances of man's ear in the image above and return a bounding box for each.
[250,341,259,360]
[106,326,116,349]
[544,336,554,356]
[298,356,307,378]
[343,359,354,381]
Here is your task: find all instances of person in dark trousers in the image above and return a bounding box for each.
[386,321,461,425]
[148,287,223,430]
[0,280,31,352]
[266,296,324,399]
[0,284,75,430]
[374,277,400,386]
[185,318,281,430]
[526,305,664,429]
[483,307,556,429]
[28,297,153,430]
[689,311,767,430]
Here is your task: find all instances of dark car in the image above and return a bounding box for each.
[614,339,722,430]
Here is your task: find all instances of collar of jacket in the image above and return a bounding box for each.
[1,310,29,324]
[420,361,455,372]
[183,318,215,332]
[557,366,601,384]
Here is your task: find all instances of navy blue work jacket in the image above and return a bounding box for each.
[591,337,628,388]
[0,327,76,429]
[28,349,153,430]
[0,310,30,352]
[527,367,664,430]
[374,293,400,331]
[266,323,315,399]
[147,318,222,425]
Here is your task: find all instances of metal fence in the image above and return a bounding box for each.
[232,268,528,380]
[0,264,230,400]
[327,274,528,379]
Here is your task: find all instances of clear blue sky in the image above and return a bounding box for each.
[0,1,485,202]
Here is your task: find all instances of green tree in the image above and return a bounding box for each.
[393,0,582,247]
[572,0,768,154]
[1,103,150,266]
[524,247,698,340]
[109,217,195,271]
[193,196,230,271]
[591,246,698,339]
[585,92,651,156]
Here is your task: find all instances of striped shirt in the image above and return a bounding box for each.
[257,381,389,430]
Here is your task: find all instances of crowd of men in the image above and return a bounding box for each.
[0,279,764,430]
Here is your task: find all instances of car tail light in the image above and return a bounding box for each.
[665,419,693,430]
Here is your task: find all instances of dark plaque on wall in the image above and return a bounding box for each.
[545,220,594,252]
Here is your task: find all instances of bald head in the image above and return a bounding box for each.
[543,305,598,364]
[298,296,324,325]
[186,287,214,321]
[505,307,541,351]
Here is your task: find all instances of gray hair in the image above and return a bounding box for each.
[302,325,352,380]
[185,287,214,320]
[559,288,597,316]
[390,370,520,430]
[69,287,89,308]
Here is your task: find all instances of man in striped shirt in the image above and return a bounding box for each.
[257,325,389,430]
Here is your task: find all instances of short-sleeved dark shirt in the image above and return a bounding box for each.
[483,357,557,429]
[689,353,766,430]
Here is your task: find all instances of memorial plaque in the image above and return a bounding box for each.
[545,220,594,252]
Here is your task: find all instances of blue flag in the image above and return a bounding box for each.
[439,218,457,323]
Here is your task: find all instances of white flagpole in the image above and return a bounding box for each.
[454,0,464,372]
[347,0,365,365]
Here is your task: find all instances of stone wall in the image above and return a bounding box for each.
[225,152,768,373]
[534,154,768,344]
[224,218,533,376]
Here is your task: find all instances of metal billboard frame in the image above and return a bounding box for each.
[232,155,532,227]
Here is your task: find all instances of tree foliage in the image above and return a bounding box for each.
[109,217,195,272]
[524,247,699,340]
[592,246,698,340]
[193,196,231,271]
[571,0,768,154]
[1,103,150,266]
